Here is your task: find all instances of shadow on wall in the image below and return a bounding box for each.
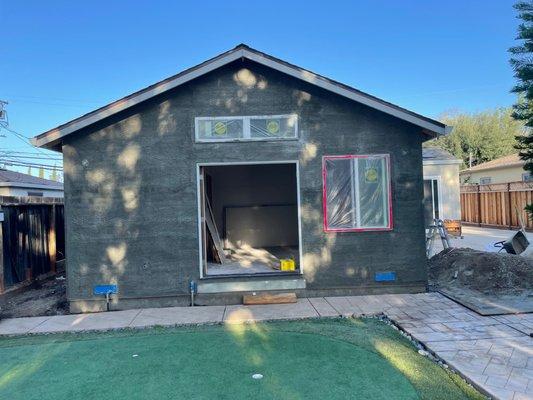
[62,64,423,306]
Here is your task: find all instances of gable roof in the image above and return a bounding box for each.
[0,169,63,190]
[32,44,450,150]
[422,147,462,165]
[459,154,524,174]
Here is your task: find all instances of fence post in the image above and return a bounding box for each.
[477,184,481,226]
[507,182,512,230]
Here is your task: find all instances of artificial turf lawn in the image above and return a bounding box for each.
[0,318,486,400]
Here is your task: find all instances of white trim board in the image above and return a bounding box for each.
[423,159,462,166]
[198,278,306,294]
[195,160,304,282]
[32,45,449,149]
[0,182,63,190]
[423,175,444,222]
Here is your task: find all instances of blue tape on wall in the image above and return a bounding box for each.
[375,272,396,282]
[94,285,118,295]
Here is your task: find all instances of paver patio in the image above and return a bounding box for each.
[0,293,531,400]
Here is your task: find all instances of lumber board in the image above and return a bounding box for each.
[243,292,297,305]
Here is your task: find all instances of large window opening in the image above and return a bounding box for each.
[323,155,392,232]
[199,163,300,276]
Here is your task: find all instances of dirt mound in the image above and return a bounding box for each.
[0,276,68,319]
[429,248,533,295]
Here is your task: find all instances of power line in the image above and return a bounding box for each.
[0,125,58,160]
[0,159,63,171]
[0,154,62,162]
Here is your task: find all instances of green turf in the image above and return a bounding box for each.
[0,318,486,400]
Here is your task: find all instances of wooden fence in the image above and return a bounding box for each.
[460,181,533,229]
[0,196,65,294]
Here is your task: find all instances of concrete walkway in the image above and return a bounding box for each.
[429,225,533,256]
[0,293,532,400]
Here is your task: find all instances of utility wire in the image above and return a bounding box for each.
[0,125,58,160]
[0,152,62,160]
[0,159,63,171]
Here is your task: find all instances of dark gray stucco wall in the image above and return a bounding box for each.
[62,59,428,311]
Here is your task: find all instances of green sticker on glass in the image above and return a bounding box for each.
[266,120,280,134]
[365,167,379,183]
[214,121,227,135]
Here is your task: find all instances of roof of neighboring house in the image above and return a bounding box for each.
[422,147,462,165]
[32,44,450,151]
[459,154,524,174]
[0,169,63,190]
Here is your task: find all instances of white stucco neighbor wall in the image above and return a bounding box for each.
[0,186,64,197]
[460,165,527,185]
[423,162,461,220]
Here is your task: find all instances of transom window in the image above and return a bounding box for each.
[195,114,298,142]
[323,154,392,232]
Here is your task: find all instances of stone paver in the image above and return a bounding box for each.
[494,314,533,336]
[0,292,531,399]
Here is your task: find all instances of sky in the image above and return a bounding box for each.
[0,0,521,177]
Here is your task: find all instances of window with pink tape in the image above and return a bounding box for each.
[323,154,392,232]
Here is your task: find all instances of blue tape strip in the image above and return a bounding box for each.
[375,272,396,282]
[94,284,118,295]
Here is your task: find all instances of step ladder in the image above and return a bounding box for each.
[426,218,451,257]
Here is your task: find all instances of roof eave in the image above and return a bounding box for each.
[0,182,64,190]
[33,45,448,148]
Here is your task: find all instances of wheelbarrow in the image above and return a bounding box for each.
[494,230,530,255]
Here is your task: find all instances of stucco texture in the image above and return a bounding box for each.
[62,60,429,310]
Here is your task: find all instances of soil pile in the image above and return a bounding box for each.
[0,276,68,319]
[429,248,533,295]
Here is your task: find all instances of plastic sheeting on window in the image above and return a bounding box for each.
[250,115,298,138]
[358,157,389,228]
[195,115,297,141]
[197,119,243,139]
[325,158,355,229]
[324,155,390,231]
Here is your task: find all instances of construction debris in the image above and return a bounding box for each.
[0,276,67,319]
[429,248,533,294]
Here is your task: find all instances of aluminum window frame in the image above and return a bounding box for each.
[322,154,393,232]
[195,114,298,142]
[423,175,443,222]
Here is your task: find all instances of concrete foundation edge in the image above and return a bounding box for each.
[68,283,427,313]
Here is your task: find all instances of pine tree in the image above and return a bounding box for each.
[511,2,533,170]
[510,1,533,215]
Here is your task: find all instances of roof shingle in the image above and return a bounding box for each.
[460,154,523,173]
[0,169,63,188]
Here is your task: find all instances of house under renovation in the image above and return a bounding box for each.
[33,45,450,312]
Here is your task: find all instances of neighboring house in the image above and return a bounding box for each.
[422,147,462,226]
[460,154,529,185]
[0,169,63,197]
[32,45,449,312]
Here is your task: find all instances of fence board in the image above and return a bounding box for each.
[1,203,65,289]
[461,181,533,229]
